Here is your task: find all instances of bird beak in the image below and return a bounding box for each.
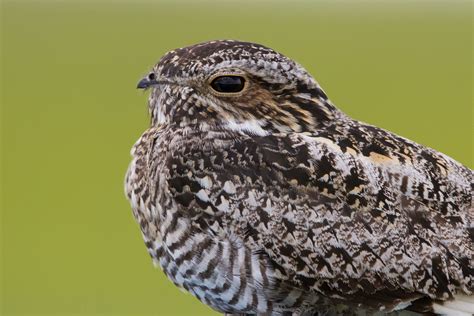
[137,77,158,89]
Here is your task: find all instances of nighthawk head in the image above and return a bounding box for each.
[137,40,340,134]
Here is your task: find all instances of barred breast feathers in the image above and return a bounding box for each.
[126,118,472,314]
[126,40,473,315]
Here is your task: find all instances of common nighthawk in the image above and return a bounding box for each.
[125,40,473,315]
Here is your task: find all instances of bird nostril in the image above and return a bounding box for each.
[148,73,156,81]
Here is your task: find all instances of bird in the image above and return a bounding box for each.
[125,40,473,315]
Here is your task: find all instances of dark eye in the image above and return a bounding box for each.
[148,73,156,81]
[210,76,246,93]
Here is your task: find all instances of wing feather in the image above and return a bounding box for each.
[164,123,473,313]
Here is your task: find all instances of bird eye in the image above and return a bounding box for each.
[210,76,246,93]
[148,73,156,81]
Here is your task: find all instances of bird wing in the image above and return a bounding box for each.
[164,124,473,313]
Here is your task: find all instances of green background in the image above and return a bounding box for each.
[1,0,472,315]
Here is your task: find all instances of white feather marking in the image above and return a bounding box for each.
[197,175,213,189]
[433,294,474,316]
[196,189,210,202]
[246,190,259,207]
[223,119,269,136]
[392,301,412,311]
[223,181,236,194]
[294,92,312,101]
[216,195,229,212]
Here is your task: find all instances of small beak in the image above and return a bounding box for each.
[136,77,158,89]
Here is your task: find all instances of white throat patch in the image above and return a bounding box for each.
[223,119,270,136]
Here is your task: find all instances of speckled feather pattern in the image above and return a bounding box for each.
[125,40,473,315]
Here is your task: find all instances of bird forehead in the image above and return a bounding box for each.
[154,40,297,82]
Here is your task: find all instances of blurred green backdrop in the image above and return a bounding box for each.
[1,0,472,315]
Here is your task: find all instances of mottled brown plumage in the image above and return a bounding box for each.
[125,40,473,315]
